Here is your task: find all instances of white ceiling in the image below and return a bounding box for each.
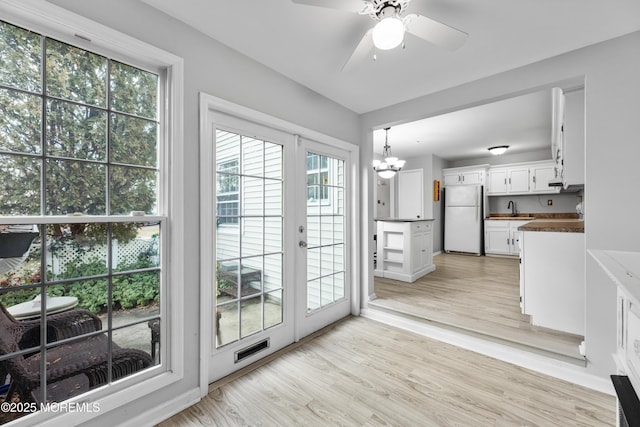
[373,88,553,161]
[141,0,640,160]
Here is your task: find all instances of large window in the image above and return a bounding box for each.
[0,20,163,422]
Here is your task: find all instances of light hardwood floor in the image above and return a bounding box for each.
[371,253,584,361]
[158,316,614,426]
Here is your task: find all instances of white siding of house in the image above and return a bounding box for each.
[216,133,284,299]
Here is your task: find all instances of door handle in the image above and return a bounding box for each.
[299,241,307,248]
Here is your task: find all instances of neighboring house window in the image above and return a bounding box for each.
[0,19,164,418]
[216,159,239,225]
[306,152,330,205]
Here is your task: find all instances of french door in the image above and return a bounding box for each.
[295,138,352,338]
[202,106,355,383]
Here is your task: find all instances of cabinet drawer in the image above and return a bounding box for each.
[411,222,432,233]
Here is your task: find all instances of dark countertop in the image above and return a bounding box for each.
[487,213,579,220]
[375,218,434,222]
[518,219,584,233]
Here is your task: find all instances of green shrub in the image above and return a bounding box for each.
[0,254,159,314]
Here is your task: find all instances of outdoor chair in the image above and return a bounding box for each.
[0,304,153,403]
[0,230,39,275]
[0,304,103,350]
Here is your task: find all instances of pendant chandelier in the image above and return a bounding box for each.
[373,127,405,179]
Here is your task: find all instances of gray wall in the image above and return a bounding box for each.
[489,193,581,215]
[362,30,640,379]
[45,0,361,425]
[431,155,447,253]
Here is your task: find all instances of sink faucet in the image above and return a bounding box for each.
[507,200,516,216]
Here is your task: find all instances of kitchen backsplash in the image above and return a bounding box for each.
[489,193,582,215]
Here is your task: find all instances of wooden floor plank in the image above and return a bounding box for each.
[371,253,584,359]
[158,317,615,427]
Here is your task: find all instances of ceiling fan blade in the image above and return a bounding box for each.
[341,29,374,72]
[291,0,367,13]
[404,14,468,51]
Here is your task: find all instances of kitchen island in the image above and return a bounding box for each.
[374,219,435,283]
[519,219,585,337]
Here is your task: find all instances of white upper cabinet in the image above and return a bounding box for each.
[442,165,488,186]
[529,163,558,193]
[561,88,585,188]
[487,168,507,193]
[508,167,530,193]
[486,161,560,195]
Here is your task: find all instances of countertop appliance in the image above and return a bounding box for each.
[444,185,483,255]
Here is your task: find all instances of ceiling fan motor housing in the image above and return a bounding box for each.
[368,0,409,19]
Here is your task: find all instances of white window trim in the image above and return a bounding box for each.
[0,1,187,426]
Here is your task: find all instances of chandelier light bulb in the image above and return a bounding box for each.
[372,15,404,50]
[373,127,405,179]
[385,156,398,165]
[378,169,397,179]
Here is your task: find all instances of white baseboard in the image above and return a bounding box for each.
[360,308,614,396]
[432,250,442,256]
[120,388,201,427]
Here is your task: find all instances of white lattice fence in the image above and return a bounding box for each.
[48,238,157,275]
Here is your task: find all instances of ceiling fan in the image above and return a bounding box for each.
[292,0,468,71]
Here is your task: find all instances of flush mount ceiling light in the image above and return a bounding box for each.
[372,6,404,50]
[373,127,406,179]
[488,145,509,156]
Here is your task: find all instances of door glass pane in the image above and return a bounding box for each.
[306,152,346,312]
[215,129,283,348]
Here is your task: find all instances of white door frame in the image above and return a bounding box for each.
[295,137,354,339]
[198,93,360,397]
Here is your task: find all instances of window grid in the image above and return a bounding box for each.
[215,130,284,348]
[0,19,164,412]
[0,22,160,217]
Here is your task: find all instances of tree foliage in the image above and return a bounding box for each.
[0,21,159,216]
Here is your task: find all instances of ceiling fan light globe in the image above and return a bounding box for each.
[377,169,397,179]
[378,162,388,170]
[372,159,381,167]
[395,159,406,168]
[372,16,404,50]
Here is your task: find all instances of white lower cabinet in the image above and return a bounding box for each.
[375,220,435,282]
[521,231,585,335]
[484,220,529,256]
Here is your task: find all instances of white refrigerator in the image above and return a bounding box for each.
[444,185,483,255]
